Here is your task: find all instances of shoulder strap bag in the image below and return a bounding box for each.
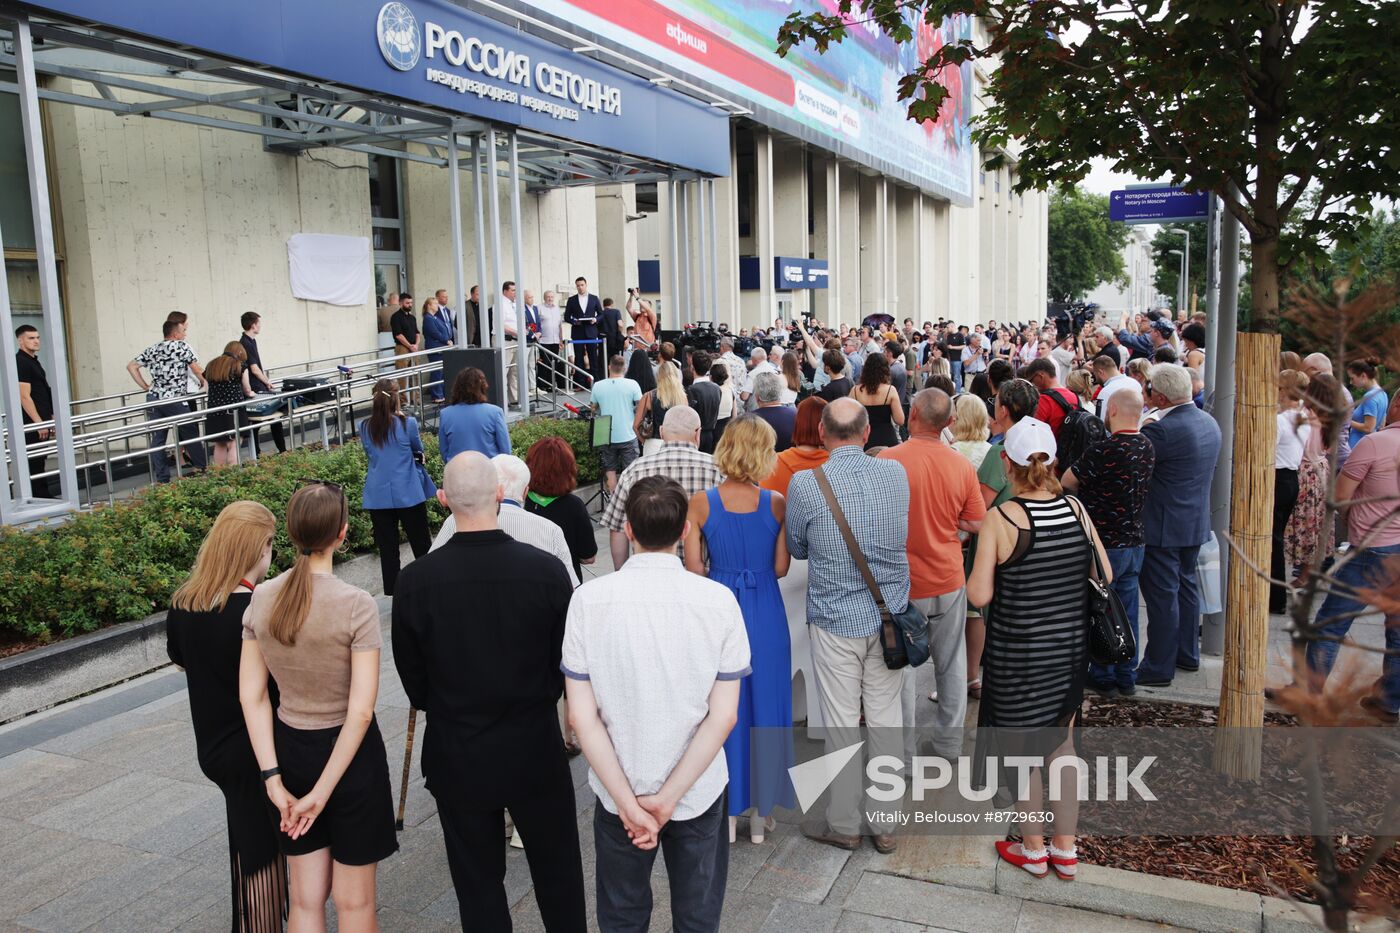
[812,466,929,670]
[1066,496,1135,666]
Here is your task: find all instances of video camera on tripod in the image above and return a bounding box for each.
[676,321,721,354]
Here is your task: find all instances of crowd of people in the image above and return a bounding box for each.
[151,295,1398,933]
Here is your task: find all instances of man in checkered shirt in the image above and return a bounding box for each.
[602,406,721,568]
[786,397,910,854]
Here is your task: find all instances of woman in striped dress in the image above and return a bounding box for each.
[968,417,1110,882]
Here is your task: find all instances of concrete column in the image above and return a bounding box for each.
[931,198,951,321]
[1006,186,1021,320]
[812,156,839,323]
[837,166,861,327]
[751,130,776,329]
[894,187,918,325]
[772,140,808,320]
[712,133,741,330]
[859,174,888,320]
[978,170,995,324]
[595,184,638,301]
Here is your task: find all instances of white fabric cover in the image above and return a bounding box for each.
[286,234,371,306]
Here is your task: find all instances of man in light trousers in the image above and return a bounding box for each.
[879,389,986,759]
[787,398,910,855]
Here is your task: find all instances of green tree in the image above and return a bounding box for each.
[1148,222,1207,311]
[777,1,1400,919]
[1046,186,1128,302]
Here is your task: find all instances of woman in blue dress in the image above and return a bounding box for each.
[682,414,795,844]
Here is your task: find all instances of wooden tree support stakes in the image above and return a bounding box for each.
[1213,330,1280,780]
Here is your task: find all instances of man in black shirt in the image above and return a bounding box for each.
[239,312,286,454]
[14,325,55,497]
[392,451,586,933]
[946,325,969,392]
[599,297,624,362]
[686,351,722,453]
[390,292,421,403]
[1063,386,1155,697]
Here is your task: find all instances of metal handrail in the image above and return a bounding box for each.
[5,339,605,515]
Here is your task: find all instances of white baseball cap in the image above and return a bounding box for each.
[1003,417,1057,466]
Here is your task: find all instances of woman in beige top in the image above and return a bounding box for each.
[240,481,395,933]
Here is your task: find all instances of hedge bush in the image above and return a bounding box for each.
[0,415,593,644]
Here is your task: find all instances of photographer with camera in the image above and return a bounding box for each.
[625,288,658,350]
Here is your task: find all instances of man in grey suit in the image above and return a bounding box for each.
[1135,364,1223,687]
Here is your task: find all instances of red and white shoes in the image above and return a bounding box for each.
[995,840,1078,880]
[995,840,1048,876]
[1048,844,1078,880]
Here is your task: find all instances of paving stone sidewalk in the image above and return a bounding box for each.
[2,526,1386,932]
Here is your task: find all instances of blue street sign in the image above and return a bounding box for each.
[1109,186,1211,225]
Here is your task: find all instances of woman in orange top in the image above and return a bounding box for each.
[760,397,829,497]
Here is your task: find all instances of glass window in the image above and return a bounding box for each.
[0,70,37,250]
[635,182,658,214]
[368,154,401,220]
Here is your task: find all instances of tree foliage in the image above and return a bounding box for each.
[1148,222,1207,311]
[1047,186,1129,302]
[776,0,1400,332]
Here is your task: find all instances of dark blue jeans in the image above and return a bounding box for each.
[146,395,206,482]
[949,359,963,393]
[1305,542,1400,714]
[1138,544,1202,683]
[1090,545,1145,689]
[594,789,728,933]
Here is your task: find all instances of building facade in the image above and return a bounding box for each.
[2,2,1047,406]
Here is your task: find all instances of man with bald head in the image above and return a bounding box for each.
[602,405,722,567]
[1302,352,1353,463]
[429,453,579,587]
[392,451,587,932]
[1135,364,1222,687]
[1064,386,1156,696]
[787,398,911,853]
[880,389,986,754]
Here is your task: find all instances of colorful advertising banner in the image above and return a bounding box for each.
[519,0,976,205]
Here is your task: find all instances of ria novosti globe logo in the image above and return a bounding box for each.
[377,2,421,71]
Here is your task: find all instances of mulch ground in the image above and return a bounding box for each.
[1075,697,1400,913]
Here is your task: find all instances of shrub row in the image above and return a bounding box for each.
[0,415,595,644]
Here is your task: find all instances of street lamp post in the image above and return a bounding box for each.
[1167,249,1185,315]
[1168,226,1191,314]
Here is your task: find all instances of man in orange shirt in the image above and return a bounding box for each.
[879,389,986,756]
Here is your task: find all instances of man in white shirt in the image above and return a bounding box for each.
[1050,334,1077,385]
[742,346,779,410]
[717,338,747,392]
[431,453,579,587]
[564,475,748,933]
[537,290,564,393]
[1091,353,1139,423]
[960,333,989,380]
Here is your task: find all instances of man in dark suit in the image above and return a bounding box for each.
[392,451,586,932]
[599,297,624,362]
[1135,363,1223,687]
[564,275,603,388]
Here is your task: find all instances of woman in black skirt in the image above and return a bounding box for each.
[167,500,288,933]
[240,482,396,932]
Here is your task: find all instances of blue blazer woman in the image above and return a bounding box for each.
[439,402,511,463]
[361,414,431,510]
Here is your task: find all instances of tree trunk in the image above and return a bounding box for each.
[1213,238,1280,780]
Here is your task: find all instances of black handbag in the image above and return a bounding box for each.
[1073,499,1135,666]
